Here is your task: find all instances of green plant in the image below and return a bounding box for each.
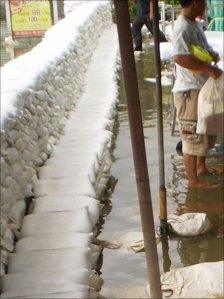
[164,0,180,5]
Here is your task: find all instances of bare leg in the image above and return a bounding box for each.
[184,154,219,188]
[183,154,198,186]
[197,156,223,175]
[197,156,207,175]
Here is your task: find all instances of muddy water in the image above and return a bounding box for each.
[99,39,224,298]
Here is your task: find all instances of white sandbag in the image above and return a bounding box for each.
[1,283,89,299]
[197,73,224,135]
[15,232,93,252]
[1,269,89,293]
[8,248,91,273]
[33,176,95,198]
[161,261,224,298]
[58,129,112,145]
[20,292,89,299]
[167,213,212,236]
[32,195,100,226]
[51,144,105,161]
[20,208,92,237]
[38,163,96,184]
[19,289,99,299]
[45,153,98,167]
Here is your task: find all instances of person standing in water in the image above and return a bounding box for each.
[132,0,167,51]
[172,0,222,188]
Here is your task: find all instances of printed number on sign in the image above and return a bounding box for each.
[29,16,38,22]
[32,9,41,15]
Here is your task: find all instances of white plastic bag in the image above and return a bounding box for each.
[197,73,224,135]
[167,213,212,236]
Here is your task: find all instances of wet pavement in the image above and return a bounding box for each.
[99,38,224,298]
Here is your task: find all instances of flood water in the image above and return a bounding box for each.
[99,37,224,298]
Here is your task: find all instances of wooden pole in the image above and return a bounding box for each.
[113,1,162,298]
[152,0,167,232]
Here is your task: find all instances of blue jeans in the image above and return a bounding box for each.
[132,15,167,49]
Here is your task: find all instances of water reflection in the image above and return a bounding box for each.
[100,35,223,297]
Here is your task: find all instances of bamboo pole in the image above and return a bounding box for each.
[113,1,162,298]
[152,0,168,232]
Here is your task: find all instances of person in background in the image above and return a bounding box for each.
[132,0,167,51]
[172,0,222,188]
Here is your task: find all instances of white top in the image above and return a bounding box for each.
[172,15,213,92]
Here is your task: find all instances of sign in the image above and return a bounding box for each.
[9,0,53,38]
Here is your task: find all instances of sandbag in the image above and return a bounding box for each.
[32,195,100,226]
[161,261,224,298]
[1,283,89,299]
[20,208,92,237]
[38,163,96,184]
[8,248,91,273]
[20,292,89,299]
[15,232,93,252]
[167,213,212,236]
[33,176,95,198]
[197,73,224,135]
[1,269,89,293]
[17,289,99,299]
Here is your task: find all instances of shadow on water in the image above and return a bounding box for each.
[98,36,223,298]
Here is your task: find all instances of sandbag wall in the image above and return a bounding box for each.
[1,3,116,296]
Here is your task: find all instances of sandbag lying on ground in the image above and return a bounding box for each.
[32,195,100,226]
[1,283,89,299]
[38,163,97,184]
[20,208,92,237]
[160,261,224,298]
[167,213,212,236]
[1,269,89,293]
[8,248,91,273]
[19,290,100,299]
[33,176,96,198]
[15,232,93,252]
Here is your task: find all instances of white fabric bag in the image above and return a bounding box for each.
[15,232,93,252]
[167,213,212,236]
[1,269,89,293]
[197,73,224,135]
[20,208,92,237]
[32,195,100,226]
[8,248,91,273]
[161,261,224,298]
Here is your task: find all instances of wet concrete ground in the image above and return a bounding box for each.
[99,39,224,298]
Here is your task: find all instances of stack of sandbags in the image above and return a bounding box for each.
[0,1,112,275]
[1,24,119,298]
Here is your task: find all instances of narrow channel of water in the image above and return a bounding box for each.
[99,37,224,298]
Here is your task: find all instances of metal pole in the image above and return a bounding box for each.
[52,0,59,24]
[152,0,167,231]
[113,1,162,298]
[5,0,13,36]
